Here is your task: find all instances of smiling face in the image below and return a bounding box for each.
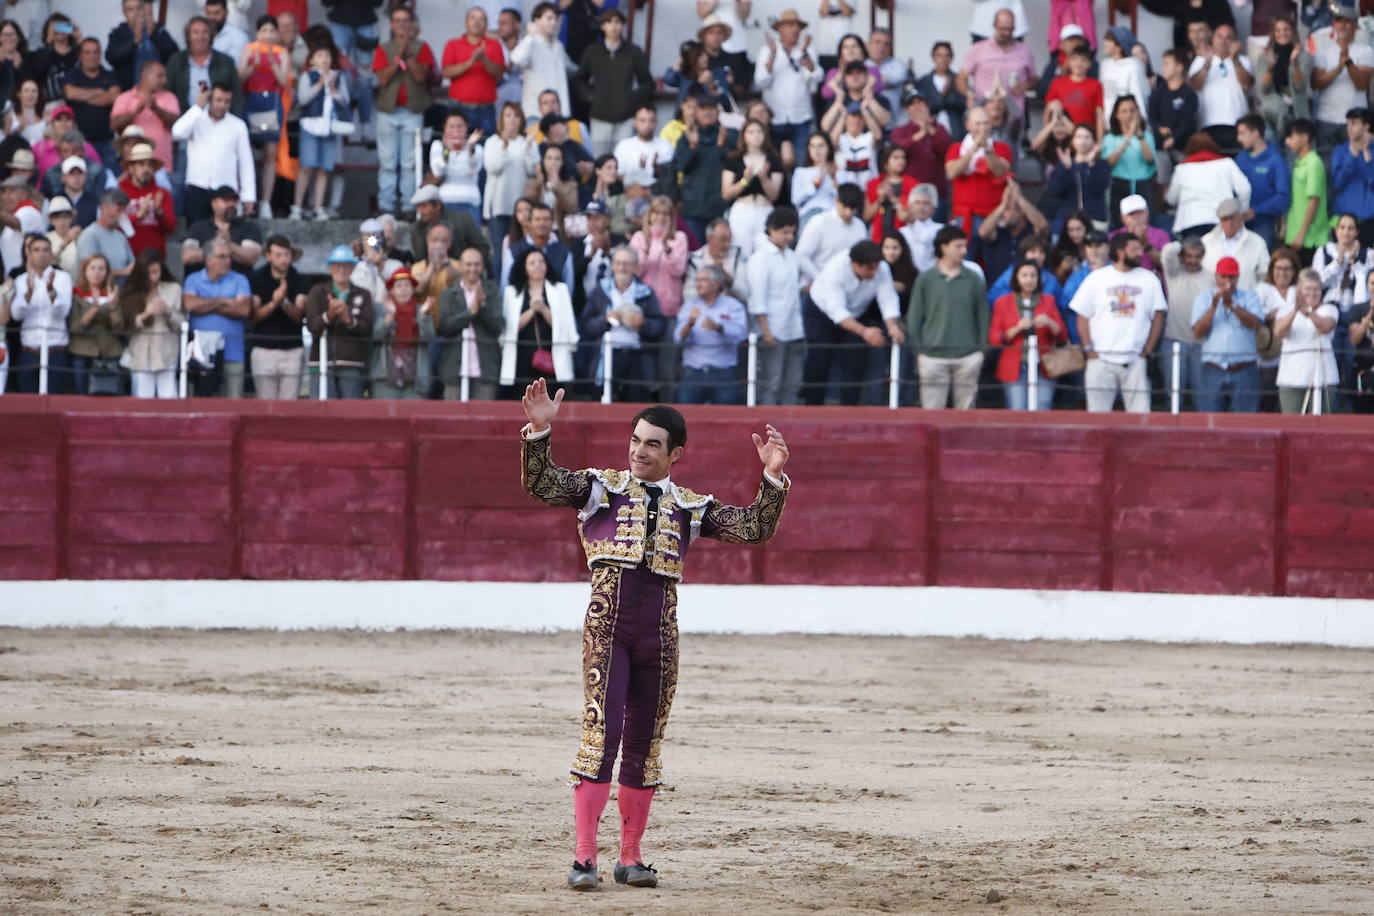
[628,419,681,482]
[1336,214,1359,246]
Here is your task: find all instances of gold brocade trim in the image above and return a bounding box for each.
[642,579,679,788]
[571,565,620,780]
[520,433,592,508]
[702,477,789,545]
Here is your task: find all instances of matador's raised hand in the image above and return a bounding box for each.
[751,424,789,479]
[522,377,564,433]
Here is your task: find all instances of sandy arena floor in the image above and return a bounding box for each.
[1,627,1372,914]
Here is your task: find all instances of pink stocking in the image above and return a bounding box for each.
[617,785,655,865]
[573,780,612,865]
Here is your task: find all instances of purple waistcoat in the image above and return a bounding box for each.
[576,469,714,581]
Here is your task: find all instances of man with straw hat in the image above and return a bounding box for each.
[119,142,175,256]
[697,11,751,94]
[755,9,820,155]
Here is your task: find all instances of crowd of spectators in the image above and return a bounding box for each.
[1,0,1373,416]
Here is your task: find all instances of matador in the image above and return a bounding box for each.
[518,378,791,891]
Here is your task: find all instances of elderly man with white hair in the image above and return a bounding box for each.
[674,264,748,405]
[899,183,945,273]
[579,243,667,403]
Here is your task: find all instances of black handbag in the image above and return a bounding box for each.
[87,357,122,396]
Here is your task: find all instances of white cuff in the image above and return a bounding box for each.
[764,471,789,489]
[521,424,552,440]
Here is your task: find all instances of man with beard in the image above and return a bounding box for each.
[1069,232,1167,413]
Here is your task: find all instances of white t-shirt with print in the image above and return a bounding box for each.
[1069,265,1168,365]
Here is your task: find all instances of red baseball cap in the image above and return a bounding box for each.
[51,104,75,120]
[1215,256,1240,277]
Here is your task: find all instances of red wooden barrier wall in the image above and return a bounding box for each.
[2,397,1372,598]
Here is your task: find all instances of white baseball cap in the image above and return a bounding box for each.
[1059,24,1086,40]
[61,155,87,174]
[1119,194,1148,216]
[47,195,73,215]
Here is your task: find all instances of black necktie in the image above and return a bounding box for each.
[643,484,661,540]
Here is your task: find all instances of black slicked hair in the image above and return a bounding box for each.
[632,405,687,452]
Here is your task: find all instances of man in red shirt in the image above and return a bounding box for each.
[118,142,175,256]
[944,105,1012,261]
[441,7,506,137]
[1044,46,1105,137]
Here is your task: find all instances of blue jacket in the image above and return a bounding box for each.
[1059,265,1092,344]
[1330,143,1374,221]
[1235,144,1290,221]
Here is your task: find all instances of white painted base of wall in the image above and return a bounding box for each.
[4,581,1373,647]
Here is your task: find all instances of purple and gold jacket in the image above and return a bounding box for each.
[521,428,788,581]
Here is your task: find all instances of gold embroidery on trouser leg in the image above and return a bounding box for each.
[572,565,620,779]
[641,580,679,788]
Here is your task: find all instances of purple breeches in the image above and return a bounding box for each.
[571,562,680,789]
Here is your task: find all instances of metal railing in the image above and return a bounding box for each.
[8,329,1354,416]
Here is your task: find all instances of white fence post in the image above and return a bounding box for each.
[887,341,900,409]
[1170,340,1181,416]
[178,322,189,398]
[38,336,49,395]
[746,332,758,408]
[460,328,472,403]
[1026,333,1039,411]
[318,331,330,402]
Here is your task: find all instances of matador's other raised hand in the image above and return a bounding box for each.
[751,424,789,479]
[522,377,564,433]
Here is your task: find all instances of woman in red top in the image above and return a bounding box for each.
[239,15,293,218]
[864,145,916,242]
[989,259,1067,410]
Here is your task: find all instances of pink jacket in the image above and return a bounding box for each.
[629,229,689,317]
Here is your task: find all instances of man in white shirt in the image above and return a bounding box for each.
[9,234,74,393]
[802,240,906,405]
[1186,23,1253,150]
[1311,5,1374,149]
[171,80,255,223]
[1200,199,1269,290]
[899,183,944,273]
[754,9,820,158]
[612,106,672,192]
[796,183,867,285]
[1070,233,1168,413]
[746,207,805,405]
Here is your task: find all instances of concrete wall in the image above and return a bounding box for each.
[3,398,1372,600]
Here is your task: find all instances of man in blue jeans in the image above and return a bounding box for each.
[673,266,747,404]
[370,4,435,215]
[1190,256,1264,412]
